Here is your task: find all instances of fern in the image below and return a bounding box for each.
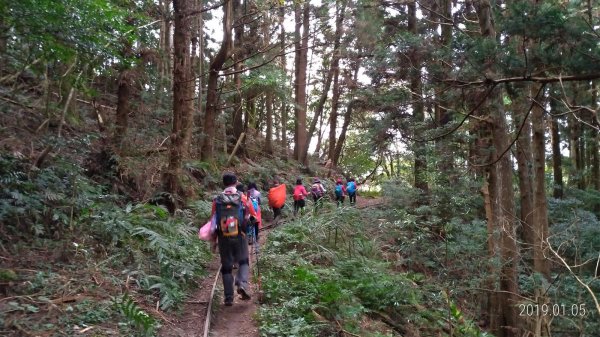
[145,275,183,310]
[114,293,157,336]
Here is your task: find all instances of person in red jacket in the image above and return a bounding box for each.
[293,178,309,216]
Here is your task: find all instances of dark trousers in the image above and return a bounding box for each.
[272,206,283,219]
[293,199,306,215]
[336,194,345,206]
[348,192,356,204]
[218,235,249,300]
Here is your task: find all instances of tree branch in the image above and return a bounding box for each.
[443,73,600,86]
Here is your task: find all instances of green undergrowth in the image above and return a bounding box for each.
[258,206,491,337]
[380,180,600,337]
[0,154,211,336]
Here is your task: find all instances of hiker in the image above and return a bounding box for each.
[346,178,357,205]
[246,182,262,244]
[267,178,286,221]
[293,178,309,215]
[334,178,346,207]
[209,172,257,306]
[310,177,326,210]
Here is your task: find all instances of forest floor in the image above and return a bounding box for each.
[158,195,381,337]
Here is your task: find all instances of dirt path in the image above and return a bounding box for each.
[159,233,265,337]
[209,240,262,337]
[355,195,385,209]
[158,196,382,337]
[158,258,220,337]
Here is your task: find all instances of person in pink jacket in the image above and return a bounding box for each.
[293,178,309,215]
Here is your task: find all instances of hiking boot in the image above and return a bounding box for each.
[224,297,233,306]
[237,286,251,300]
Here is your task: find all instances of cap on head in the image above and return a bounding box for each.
[337,178,342,184]
[313,177,320,183]
[222,172,237,187]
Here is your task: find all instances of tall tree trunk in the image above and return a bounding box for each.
[434,0,454,181]
[113,70,133,150]
[475,1,519,335]
[200,0,233,161]
[333,100,356,166]
[113,20,139,150]
[279,5,288,159]
[333,61,360,166]
[408,0,428,194]
[304,0,346,159]
[512,88,535,252]
[232,0,245,145]
[259,9,273,155]
[186,0,202,157]
[531,84,550,279]
[158,0,172,107]
[266,91,274,154]
[294,1,309,164]
[328,52,341,162]
[490,95,519,337]
[569,110,583,189]
[591,82,600,191]
[550,96,564,198]
[195,0,205,154]
[315,111,325,158]
[256,96,265,131]
[482,176,501,333]
[165,0,193,197]
[0,2,7,77]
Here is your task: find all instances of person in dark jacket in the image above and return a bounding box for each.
[209,173,256,306]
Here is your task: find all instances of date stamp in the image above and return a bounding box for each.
[519,303,587,317]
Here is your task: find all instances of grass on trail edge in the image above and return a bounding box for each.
[256,205,491,337]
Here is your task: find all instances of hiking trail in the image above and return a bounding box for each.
[158,195,380,336]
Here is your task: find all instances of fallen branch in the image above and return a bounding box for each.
[226,132,245,167]
[369,310,406,335]
[0,95,35,110]
[50,294,88,304]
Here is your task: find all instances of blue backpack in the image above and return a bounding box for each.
[346,181,356,194]
[249,196,260,213]
[335,184,343,197]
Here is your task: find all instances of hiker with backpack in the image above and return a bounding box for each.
[310,178,326,210]
[334,178,347,207]
[209,172,257,306]
[293,178,309,216]
[346,178,357,205]
[267,178,286,221]
[246,182,262,244]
